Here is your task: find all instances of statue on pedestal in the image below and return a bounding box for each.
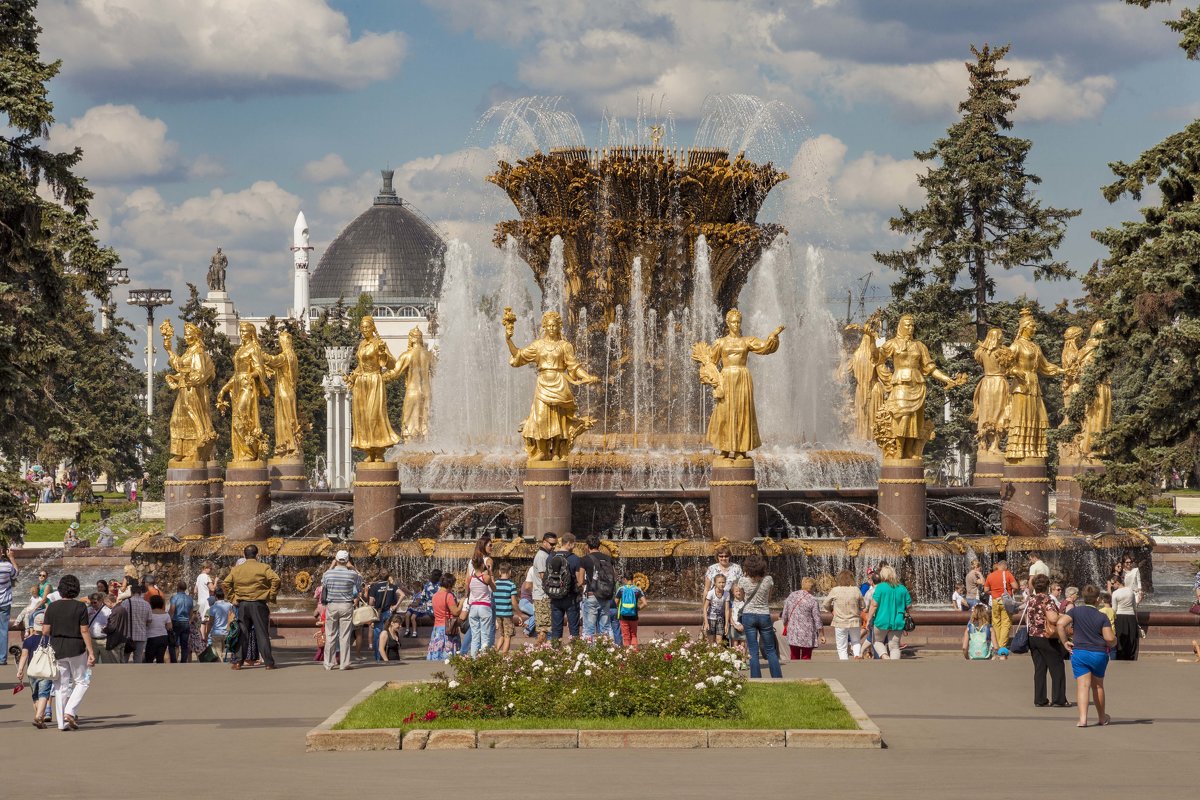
[207,247,228,293]
[216,321,271,463]
[266,330,303,459]
[505,308,599,464]
[1075,320,1112,459]
[1004,308,1062,462]
[347,316,402,462]
[872,314,967,460]
[1059,325,1084,421]
[969,327,1012,455]
[692,308,784,462]
[388,326,433,441]
[843,316,881,442]
[161,320,217,464]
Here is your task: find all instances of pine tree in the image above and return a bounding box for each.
[875,44,1080,341]
[1081,2,1200,499]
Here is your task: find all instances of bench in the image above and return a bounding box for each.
[1172,495,1200,516]
[32,502,81,521]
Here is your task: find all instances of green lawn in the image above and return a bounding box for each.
[335,681,857,731]
[1136,506,1200,536]
[22,509,158,543]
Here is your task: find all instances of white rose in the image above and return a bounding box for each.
[608,691,616,698]
[695,682,707,690]
[448,680,459,689]
[584,669,592,676]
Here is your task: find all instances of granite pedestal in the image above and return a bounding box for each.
[1056,457,1115,534]
[352,461,400,541]
[224,461,271,540]
[269,457,308,492]
[165,462,210,538]
[973,450,1004,490]
[207,461,223,536]
[878,458,926,540]
[709,458,758,542]
[1002,458,1050,537]
[523,462,572,541]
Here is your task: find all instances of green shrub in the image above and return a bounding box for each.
[430,633,745,722]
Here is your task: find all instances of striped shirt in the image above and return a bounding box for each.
[321,566,362,603]
[493,579,517,617]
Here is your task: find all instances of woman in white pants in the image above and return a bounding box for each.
[40,575,96,730]
[822,570,866,659]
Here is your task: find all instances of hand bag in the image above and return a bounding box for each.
[1007,603,1031,654]
[351,603,379,627]
[1190,602,1200,616]
[903,609,917,633]
[27,637,58,680]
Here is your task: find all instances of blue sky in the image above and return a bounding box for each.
[35,0,1199,339]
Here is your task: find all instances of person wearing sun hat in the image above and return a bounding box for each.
[63,521,81,548]
[320,550,362,671]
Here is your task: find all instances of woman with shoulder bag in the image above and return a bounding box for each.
[737,555,782,678]
[1026,574,1069,707]
[40,575,96,730]
[426,573,462,661]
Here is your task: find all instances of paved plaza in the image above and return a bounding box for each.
[2,646,1198,798]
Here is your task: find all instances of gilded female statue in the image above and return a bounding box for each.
[1060,325,1084,414]
[346,316,402,462]
[266,330,302,459]
[693,309,784,462]
[969,328,1012,454]
[843,319,879,442]
[216,321,271,463]
[388,326,433,441]
[872,314,966,460]
[161,320,217,464]
[504,308,599,463]
[1004,308,1063,461]
[1075,320,1111,458]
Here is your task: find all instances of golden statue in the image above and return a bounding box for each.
[1075,320,1112,458]
[347,316,402,462]
[969,328,1012,454]
[504,308,599,463]
[692,309,783,462]
[216,321,271,463]
[388,326,433,441]
[872,314,967,460]
[1003,308,1062,462]
[161,320,217,464]
[266,330,303,459]
[1059,325,1084,419]
[843,316,881,441]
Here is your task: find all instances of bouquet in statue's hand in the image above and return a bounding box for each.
[690,342,724,399]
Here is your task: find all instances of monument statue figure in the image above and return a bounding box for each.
[161,319,217,464]
[692,308,784,462]
[346,316,402,462]
[1059,325,1084,423]
[843,316,880,442]
[1003,308,1062,462]
[969,327,1012,455]
[207,247,228,293]
[872,314,966,460]
[216,321,271,462]
[1075,320,1112,459]
[504,308,599,463]
[388,326,433,442]
[266,330,303,459]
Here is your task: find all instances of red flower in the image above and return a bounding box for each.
[424,710,438,721]
[664,653,673,661]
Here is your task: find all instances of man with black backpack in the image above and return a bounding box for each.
[545,532,584,643]
[580,534,616,642]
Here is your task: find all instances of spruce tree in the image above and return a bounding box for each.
[875,44,1080,341]
[1081,2,1200,498]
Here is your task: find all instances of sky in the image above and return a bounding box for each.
[34,0,1200,347]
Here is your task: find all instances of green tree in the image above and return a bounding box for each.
[1081,1,1200,499]
[875,44,1080,341]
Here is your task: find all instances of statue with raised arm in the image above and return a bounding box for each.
[1004,308,1063,462]
[207,247,228,293]
[969,327,1013,455]
[346,316,403,462]
[216,322,271,463]
[266,330,303,459]
[692,308,784,462]
[161,319,217,464]
[387,326,433,441]
[872,314,967,460]
[504,308,599,464]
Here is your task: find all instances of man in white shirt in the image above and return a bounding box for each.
[194,561,215,616]
[1027,554,1050,595]
[88,592,115,662]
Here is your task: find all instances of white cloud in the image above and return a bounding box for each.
[47,104,181,183]
[833,152,925,212]
[300,153,351,183]
[41,0,407,99]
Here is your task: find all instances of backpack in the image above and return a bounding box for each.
[967,622,992,660]
[616,585,640,620]
[543,553,573,600]
[588,555,616,601]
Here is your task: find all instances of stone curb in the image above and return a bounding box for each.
[305,678,883,751]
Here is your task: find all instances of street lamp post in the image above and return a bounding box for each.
[126,288,173,417]
[100,267,130,332]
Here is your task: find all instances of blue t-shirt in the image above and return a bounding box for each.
[206,600,233,636]
[1068,605,1112,652]
[169,592,194,625]
[493,579,517,617]
[0,561,17,607]
[871,582,912,631]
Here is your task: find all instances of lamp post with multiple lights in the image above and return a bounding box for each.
[100,266,130,331]
[126,288,173,417]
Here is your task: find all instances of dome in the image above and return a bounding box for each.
[309,170,445,307]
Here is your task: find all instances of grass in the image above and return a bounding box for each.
[335,681,857,731]
[22,508,158,543]
[1135,506,1200,536]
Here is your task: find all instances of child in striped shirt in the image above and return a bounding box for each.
[493,564,520,653]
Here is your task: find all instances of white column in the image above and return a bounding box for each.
[324,383,335,488]
[145,313,155,417]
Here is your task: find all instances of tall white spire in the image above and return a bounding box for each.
[291,210,313,329]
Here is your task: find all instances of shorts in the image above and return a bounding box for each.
[497,616,515,638]
[28,677,52,701]
[406,608,433,620]
[534,599,551,634]
[705,617,726,637]
[731,625,746,642]
[1070,648,1109,679]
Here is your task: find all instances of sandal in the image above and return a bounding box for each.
[33,719,45,729]
[65,715,78,730]
[1099,715,1111,726]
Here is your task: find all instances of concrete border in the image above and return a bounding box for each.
[305,678,883,751]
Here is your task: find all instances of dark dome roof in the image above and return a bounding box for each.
[309,170,445,304]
